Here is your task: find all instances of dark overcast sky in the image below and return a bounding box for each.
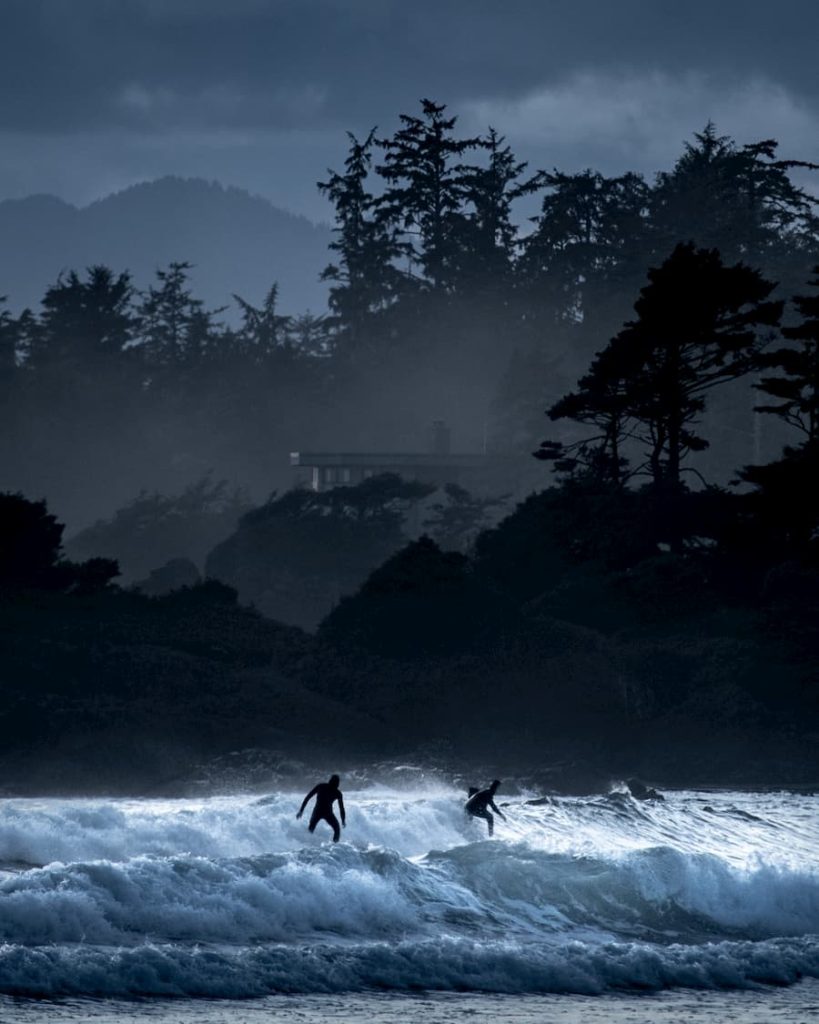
[2,0,818,220]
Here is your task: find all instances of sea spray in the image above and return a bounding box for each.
[0,786,817,997]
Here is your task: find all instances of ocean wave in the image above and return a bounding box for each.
[1,788,817,998]
[1,935,817,998]
[0,793,468,865]
[1,841,817,947]
[1,789,816,868]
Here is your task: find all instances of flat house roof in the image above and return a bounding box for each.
[290,452,489,468]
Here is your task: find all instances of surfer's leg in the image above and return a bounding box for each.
[325,812,341,843]
[471,808,493,835]
[308,809,321,833]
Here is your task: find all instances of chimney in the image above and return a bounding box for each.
[431,420,451,455]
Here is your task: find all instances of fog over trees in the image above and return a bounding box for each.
[2,102,819,789]
[2,109,816,529]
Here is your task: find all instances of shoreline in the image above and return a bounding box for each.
[1,973,819,1023]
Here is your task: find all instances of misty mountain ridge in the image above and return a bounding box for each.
[0,176,332,316]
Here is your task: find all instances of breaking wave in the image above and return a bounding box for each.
[0,786,817,997]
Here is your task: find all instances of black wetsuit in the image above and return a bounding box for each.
[298,782,345,842]
[465,787,504,836]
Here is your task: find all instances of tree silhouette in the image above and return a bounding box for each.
[520,169,650,329]
[319,535,513,659]
[456,127,542,287]
[737,438,819,561]
[68,476,250,582]
[754,266,819,443]
[137,261,223,369]
[536,341,639,486]
[737,267,819,559]
[0,492,118,592]
[288,311,333,358]
[0,492,63,588]
[318,129,407,359]
[27,266,134,374]
[0,297,17,376]
[605,244,780,491]
[376,99,487,292]
[10,308,37,368]
[233,282,292,360]
[206,475,436,625]
[422,483,509,551]
[651,123,818,269]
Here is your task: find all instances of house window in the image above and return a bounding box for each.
[341,468,352,483]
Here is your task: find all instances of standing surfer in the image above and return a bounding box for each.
[296,774,346,842]
[465,779,505,836]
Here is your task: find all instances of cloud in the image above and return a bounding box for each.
[461,72,819,177]
[3,71,818,224]
[5,1,819,137]
[114,82,328,131]
[2,3,819,216]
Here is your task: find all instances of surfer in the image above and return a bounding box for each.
[465,779,505,836]
[296,774,346,842]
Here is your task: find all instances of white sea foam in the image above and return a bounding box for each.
[0,787,816,997]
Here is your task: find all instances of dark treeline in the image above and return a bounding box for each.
[2,102,819,791]
[2,105,818,529]
[0,262,332,525]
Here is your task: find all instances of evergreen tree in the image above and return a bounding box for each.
[12,309,37,368]
[289,311,333,358]
[318,130,406,359]
[754,266,819,443]
[27,266,134,373]
[137,261,223,369]
[0,298,17,377]
[0,300,19,447]
[233,283,292,360]
[737,442,819,560]
[0,492,118,593]
[536,342,639,486]
[520,169,650,330]
[542,244,781,493]
[613,244,781,490]
[457,127,542,286]
[651,124,818,272]
[0,492,64,589]
[738,267,819,559]
[376,99,486,292]
[422,483,509,552]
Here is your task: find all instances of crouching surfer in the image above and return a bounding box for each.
[297,773,346,842]
[465,779,505,836]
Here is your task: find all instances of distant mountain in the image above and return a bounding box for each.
[0,177,332,316]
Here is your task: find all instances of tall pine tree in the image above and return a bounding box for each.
[542,244,781,493]
[137,262,223,371]
[376,99,486,293]
[754,266,819,443]
[318,130,406,361]
[28,266,134,374]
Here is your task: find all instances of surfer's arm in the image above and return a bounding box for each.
[337,793,346,826]
[489,799,505,819]
[297,786,318,818]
